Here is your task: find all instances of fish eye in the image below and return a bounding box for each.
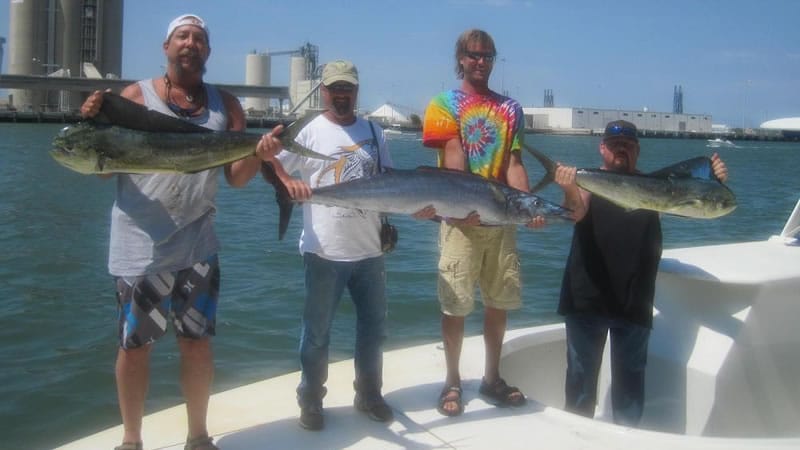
[57,126,71,138]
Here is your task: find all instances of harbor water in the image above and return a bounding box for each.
[0,123,797,449]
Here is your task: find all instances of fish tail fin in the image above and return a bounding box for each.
[523,144,556,194]
[280,110,335,161]
[260,161,294,240]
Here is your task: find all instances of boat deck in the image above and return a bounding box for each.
[57,327,799,449]
[58,230,800,449]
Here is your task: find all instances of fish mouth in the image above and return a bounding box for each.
[50,142,75,159]
[50,146,68,158]
[49,147,78,169]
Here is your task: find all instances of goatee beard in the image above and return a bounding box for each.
[333,100,352,116]
[173,54,207,77]
[174,64,207,77]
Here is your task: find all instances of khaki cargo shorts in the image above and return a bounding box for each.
[437,222,521,316]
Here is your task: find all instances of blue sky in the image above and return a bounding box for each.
[1,0,798,127]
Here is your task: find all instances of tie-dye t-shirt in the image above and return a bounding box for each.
[422,89,524,181]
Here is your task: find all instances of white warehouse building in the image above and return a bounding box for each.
[522,107,713,135]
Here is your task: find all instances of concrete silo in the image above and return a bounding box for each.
[244,51,271,114]
[6,0,123,111]
[97,0,123,78]
[8,0,46,110]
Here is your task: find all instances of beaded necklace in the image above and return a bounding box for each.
[164,74,204,117]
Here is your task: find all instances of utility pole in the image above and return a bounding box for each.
[0,37,5,74]
[500,58,507,96]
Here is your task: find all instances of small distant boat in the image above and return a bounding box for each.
[706,138,737,148]
[383,124,418,138]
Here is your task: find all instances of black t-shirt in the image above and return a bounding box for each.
[558,195,663,328]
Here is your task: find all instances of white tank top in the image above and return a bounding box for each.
[108,79,228,276]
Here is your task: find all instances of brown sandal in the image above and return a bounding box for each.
[184,435,218,450]
[479,377,526,407]
[437,385,464,417]
[114,443,142,450]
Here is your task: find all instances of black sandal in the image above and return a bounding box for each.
[479,377,526,407]
[436,385,464,417]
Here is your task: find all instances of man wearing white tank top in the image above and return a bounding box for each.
[79,14,283,450]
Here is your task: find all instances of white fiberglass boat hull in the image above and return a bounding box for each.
[58,205,800,450]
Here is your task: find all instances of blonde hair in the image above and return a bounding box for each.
[454,29,496,79]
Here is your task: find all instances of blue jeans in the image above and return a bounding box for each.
[297,252,387,406]
[564,314,650,426]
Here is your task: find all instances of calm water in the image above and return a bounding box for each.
[0,123,797,449]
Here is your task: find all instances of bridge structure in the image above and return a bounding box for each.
[0,74,290,107]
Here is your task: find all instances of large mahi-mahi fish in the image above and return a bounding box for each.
[50,92,332,174]
[525,144,737,219]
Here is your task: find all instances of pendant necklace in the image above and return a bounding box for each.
[164,74,204,117]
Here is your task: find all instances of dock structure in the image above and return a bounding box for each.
[0,74,289,107]
[0,74,293,126]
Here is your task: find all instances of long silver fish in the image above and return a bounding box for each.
[51,93,332,174]
[261,163,573,240]
[525,144,737,219]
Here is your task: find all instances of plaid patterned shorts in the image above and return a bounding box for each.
[115,255,220,349]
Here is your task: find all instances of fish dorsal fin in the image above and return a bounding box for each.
[649,156,713,180]
[99,92,211,133]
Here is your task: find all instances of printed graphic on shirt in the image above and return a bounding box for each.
[316,138,378,187]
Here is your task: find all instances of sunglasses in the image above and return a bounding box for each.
[605,124,638,139]
[326,83,356,93]
[464,51,496,63]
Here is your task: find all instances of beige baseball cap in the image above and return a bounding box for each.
[321,60,359,86]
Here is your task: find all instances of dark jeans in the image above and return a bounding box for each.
[297,252,387,407]
[564,314,650,426]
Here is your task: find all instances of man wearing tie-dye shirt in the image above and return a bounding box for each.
[419,29,540,417]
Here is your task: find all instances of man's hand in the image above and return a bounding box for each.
[283,178,312,201]
[525,216,546,229]
[710,153,729,183]
[444,211,481,227]
[256,124,284,161]
[412,205,437,220]
[80,90,107,118]
[554,164,577,188]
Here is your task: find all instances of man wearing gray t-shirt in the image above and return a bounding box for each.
[79,14,283,450]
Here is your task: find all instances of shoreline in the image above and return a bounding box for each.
[3,111,794,142]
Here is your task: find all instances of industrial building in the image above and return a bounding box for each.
[3,1,318,118]
[524,86,712,136]
[367,102,421,129]
[523,107,713,135]
[6,0,123,112]
[243,43,320,116]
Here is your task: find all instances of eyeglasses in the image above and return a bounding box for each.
[464,51,496,63]
[605,124,638,139]
[325,83,356,93]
